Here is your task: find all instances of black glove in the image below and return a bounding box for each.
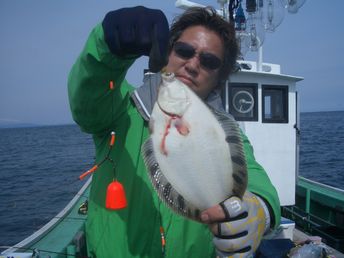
[102,6,169,72]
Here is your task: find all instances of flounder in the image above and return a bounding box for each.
[141,72,247,222]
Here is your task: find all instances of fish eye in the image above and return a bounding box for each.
[162,71,175,81]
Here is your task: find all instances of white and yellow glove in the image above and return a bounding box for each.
[201,191,270,258]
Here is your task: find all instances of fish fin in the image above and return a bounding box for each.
[174,117,190,136]
[141,138,202,221]
[208,107,248,199]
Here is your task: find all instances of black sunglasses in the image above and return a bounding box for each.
[173,41,223,70]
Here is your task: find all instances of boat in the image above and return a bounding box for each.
[224,59,344,256]
[1,178,91,257]
[2,0,344,257]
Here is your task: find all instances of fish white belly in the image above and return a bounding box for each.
[142,72,247,221]
[151,88,234,210]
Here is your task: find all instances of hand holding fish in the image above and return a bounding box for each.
[201,191,268,258]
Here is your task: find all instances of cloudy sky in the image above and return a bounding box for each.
[1,0,343,125]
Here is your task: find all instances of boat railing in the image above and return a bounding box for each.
[282,176,344,253]
[1,177,92,256]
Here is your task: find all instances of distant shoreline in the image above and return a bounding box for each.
[1,110,343,129]
[0,123,76,129]
[300,110,344,115]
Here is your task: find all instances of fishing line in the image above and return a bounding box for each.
[3,82,121,256]
[149,70,154,112]
[148,71,167,256]
[158,200,166,256]
[4,78,164,256]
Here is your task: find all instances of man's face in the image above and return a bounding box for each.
[165,25,224,99]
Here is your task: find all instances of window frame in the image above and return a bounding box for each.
[226,83,258,122]
[262,85,289,123]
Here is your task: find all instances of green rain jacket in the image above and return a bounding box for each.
[68,24,281,258]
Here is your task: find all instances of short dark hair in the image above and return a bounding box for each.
[169,7,238,85]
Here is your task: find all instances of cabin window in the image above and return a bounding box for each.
[224,83,258,121]
[262,85,288,123]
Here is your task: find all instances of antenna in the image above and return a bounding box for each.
[175,0,224,17]
[175,0,206,9]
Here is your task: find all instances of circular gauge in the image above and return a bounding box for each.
[232,90,254,114]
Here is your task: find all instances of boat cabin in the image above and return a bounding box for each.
[222,60,303,206]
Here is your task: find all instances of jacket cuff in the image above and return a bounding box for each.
[256,195,271,234]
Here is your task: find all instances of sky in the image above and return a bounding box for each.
[0,0,343,126]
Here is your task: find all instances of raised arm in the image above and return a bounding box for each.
[68,6,169,134]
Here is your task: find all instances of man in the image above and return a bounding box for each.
[68,6,280,258]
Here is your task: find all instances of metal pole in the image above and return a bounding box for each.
[258,45,263,71]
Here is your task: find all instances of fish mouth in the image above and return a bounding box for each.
[157,101,181,118]
[157,99,187,118]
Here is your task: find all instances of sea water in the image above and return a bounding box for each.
[0,111,343,249]
[299,111,344,187]
[0,125,94,249]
